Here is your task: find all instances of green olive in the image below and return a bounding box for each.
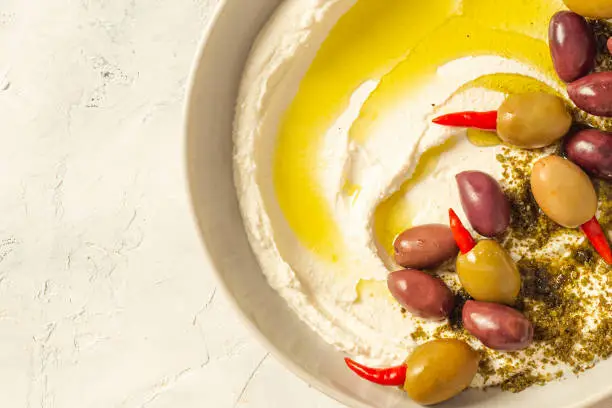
[564,0,612,18]
[530,155,597,228]
[456,240,521,305]
[404,339,479,406]
[497,92,571,149]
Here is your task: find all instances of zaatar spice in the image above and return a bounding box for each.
[432,146,611,393]
[492,147,611,392]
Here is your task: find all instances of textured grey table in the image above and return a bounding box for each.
[0,1,342,406]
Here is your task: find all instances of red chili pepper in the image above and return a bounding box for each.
[449,209,477,254]
[432,111,498,131]
[344,358,407,387]
[580,217,612,265]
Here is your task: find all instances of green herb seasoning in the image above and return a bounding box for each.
[431,146,611,393]
[495,147,610,392]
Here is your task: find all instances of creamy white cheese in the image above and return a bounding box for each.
[233,0,586,386]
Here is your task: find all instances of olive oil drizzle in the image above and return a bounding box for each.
[273,0,564,264]
[374,73,562,255]
[467,129,502,147]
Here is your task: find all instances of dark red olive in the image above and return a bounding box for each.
[387,269,454,320]
[462,300,534,351]
[456,171,510,237]
[568,72,612,117]
[549,11,596,82]
[565,129,612,180]
[393,225,458,269]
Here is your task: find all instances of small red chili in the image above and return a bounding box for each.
[581,216,612,265]
[449,209,477,254]
[432,111,498,131]
[344,358,407,387]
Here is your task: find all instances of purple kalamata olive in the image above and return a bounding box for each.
[387,269,454,320]
[549,11,596,82]
[462,300,534,351]
[565,129,612,180]
[568,72,612,117]
[456,171,510,237]
[393,225,458,269]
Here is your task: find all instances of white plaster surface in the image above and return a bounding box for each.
[0,1,343,407]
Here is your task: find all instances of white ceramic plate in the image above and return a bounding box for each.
[184,1,612,406]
